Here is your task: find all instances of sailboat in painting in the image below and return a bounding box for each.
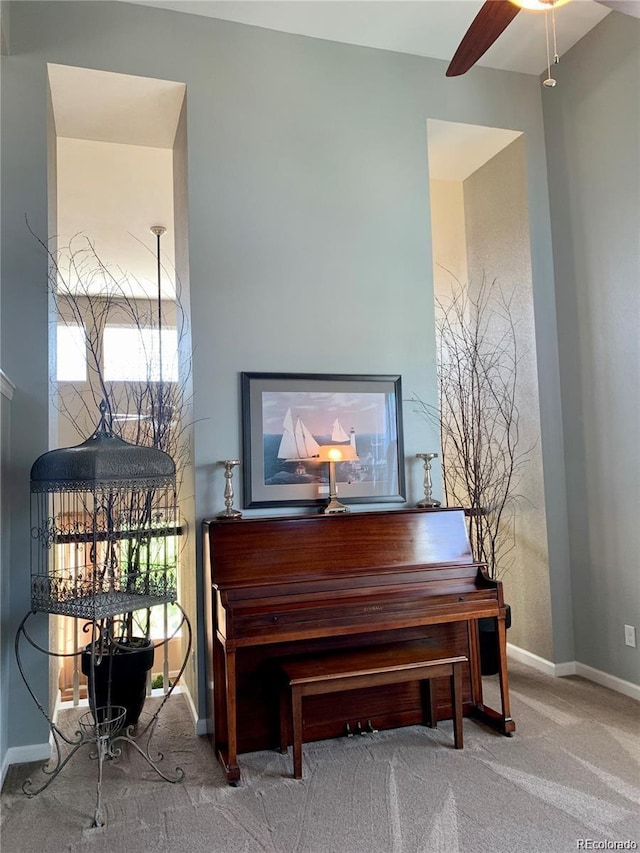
[330,418,350,443]
[332,418,359,454]
[277,409,320,460]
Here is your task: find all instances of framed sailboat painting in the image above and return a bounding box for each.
[241,372,406,509]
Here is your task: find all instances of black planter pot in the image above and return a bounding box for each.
[81,639,154,729]
[478,604,511,676]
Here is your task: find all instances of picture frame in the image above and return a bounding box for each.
[241,372,406,509]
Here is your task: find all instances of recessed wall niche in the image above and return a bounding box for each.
[426,118,554,662]
[46,63,197,713]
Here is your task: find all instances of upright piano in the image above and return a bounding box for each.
[203,507,514,783]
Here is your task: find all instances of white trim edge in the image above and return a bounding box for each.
[1,743,51,789]
[0,369,15,399]
[573,662,640,702]
[179,683,210,736]
[507,642,575,676]
[2,686,208,785]
[508,642,640,701]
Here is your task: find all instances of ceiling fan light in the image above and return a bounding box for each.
[510,0,571,10]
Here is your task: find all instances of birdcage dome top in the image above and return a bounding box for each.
[31,403,176,492]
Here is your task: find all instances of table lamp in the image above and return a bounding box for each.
[317,443,358,514]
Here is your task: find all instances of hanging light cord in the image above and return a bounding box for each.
[543,6,559,87]
[156,229,163,388]
[150,225,167,438]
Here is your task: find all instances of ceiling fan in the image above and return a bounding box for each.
[446,0,640,78]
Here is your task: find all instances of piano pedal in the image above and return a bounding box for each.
[356,721,367,737]
[366,719,378,735]
[345,723,354,738]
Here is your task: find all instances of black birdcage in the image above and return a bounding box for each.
[29,402,178,620]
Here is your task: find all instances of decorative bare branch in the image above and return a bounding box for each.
[31,225,193,641]
[34,229,192,489]
[411,273,531,579]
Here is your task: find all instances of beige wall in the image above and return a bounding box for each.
[430,138,553,660]
[429,180,468,301]
[53,125,197,709]
[56,138,176,297]
[171,100,197,704]
[464,137,552,659]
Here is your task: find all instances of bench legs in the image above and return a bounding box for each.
[291,688,304,780]
[279,683,305,779]
[420,679,438,729]
[281,662,464,780]
[419,666,463,749]
[279,687,289,755]
[451,664,463,749]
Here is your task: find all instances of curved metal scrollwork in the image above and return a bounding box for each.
[14,605,192,827]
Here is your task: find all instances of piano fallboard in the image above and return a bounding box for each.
[219,577,501,646]
[203,507,514,783]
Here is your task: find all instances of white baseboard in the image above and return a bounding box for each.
[54,685,182,714]
[179,683,208,735]
[45,683,211,735]
[507,642,640,701]
[1,742,51,790]
[507,642,564,676]
[573,661,640,702]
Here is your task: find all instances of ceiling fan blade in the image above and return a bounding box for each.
[446,0,521,77]
[594,0,640,17]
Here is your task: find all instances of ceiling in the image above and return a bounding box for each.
[46,0,620,218]
[123,0,613,76]
[427,120,521,182]
[48,61,522,182]
[45,1,619,291]
[49,63,186,148]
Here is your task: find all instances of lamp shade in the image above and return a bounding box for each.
[317,444,358,463]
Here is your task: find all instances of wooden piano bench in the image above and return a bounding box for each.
[278,641,468,779]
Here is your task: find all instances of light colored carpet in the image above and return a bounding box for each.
[1,661,639,853]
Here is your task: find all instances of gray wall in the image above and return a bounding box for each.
[0,376,14,778]
[543,11,640,685]
[1,16,53,757]
[1,0,565,753]
[0,0,10,55]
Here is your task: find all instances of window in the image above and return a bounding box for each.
[103,326,178,382]
[57,323,87,382]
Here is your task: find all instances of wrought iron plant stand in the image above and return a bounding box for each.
[16,403,192,827]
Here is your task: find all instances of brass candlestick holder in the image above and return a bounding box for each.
[217,460,242,518]
[416,452,440,508]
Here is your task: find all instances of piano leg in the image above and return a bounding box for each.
[214,643,242,784]
[468,615,516,736]
[467,618,483,706]
[496,614,515,735]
